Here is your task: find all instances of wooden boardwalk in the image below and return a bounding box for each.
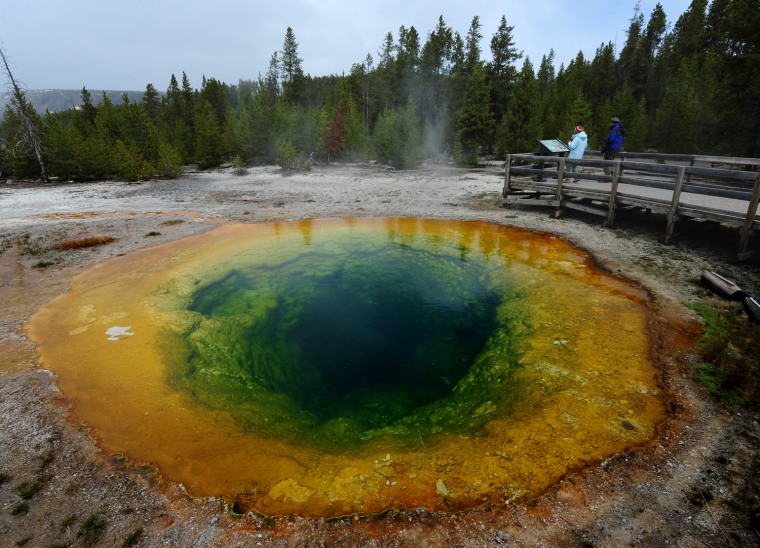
[502,151,760,260]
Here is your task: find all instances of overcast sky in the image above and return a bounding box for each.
[1,1,693,92]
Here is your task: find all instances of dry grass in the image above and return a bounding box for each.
[56,235,115,251]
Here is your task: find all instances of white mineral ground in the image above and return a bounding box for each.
[1,162,759,546]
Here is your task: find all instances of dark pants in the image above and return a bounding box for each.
[604,148,620,175]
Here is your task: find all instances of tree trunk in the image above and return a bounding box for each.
[0,47,49,182]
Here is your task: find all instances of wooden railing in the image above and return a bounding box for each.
[502,152,760,260]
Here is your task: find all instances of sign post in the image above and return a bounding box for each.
[533,139,570,181]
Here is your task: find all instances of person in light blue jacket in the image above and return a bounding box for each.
[566,125,587,182]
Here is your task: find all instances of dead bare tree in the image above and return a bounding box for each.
[0,46,48,182]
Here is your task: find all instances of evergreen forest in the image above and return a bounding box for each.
[1,0,759,181]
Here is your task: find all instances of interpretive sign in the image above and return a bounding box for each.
[537,139,570,154]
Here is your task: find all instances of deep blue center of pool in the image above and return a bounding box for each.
[180,240,512,445]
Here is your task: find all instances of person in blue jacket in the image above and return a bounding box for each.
[603,116,626,175]
[566,125,588,182]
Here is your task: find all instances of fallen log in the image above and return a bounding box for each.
[743,296,760,323]
[700,271,746,300]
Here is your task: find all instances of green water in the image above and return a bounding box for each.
[168,228,527,449]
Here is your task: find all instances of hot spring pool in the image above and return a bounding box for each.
[27,218,664,517]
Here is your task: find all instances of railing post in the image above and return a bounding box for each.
[503,154,512,198]
[665,165,686,244]
[554,157,566,218]
[738,172,760,259]
[686,155,695,183]
[606,162,621,227]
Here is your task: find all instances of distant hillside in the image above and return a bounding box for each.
[0,89,145,114]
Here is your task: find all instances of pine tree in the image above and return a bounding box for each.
[608,84,639,150]
[244,76,279,164]
[648,1,708,116]
[94,93,120,143]
[707,0,760,156]
[547,56,590,141]
[536,50,557,136]
[71,87,97,140]
[419,16,455,154]
[446,28,466,133]
[194,99,224,168]
[568,90,592,140]
[224,105,243,162]
[157,140,183,178]
[264,51,281,100]
[627,96,649,151]
[617,2,645,89]
[488,15,522,133]
[331,83,367,160]
[375,31,397,112]
[158,74,193,163]
[455,62,494,164]
[348,54,374,132]
[635,3,667,106]
[319,102,347,164]
[395,25,421,107]
[42,113,72,178]
[497,58,540,154]
[142,83,161,123]
[120,98,159,163]
[398,99,423,168]
[450,16,494,162]
[586,43,616,108]
[464,16,483,70]
[80,87,97,127]
[199,77,229,128]
[281,27,302,84]
[420,16,454,82]
[281,27,306,104]
[159,74,194,162]
[234,92,260,163]
[178,73,196,129]
[373,100,422,169]
[1,104,42,178]
[654,59,701,153]
[164,74,181,112]
[671,0,709,62]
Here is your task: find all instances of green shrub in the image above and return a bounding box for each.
[692,299,760,406]
[77,512,107,546]
[373,101,423,169]
[157,141,183,178]
[232,154,246,175]
[276,140,310,171]
[112,141,141,182]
